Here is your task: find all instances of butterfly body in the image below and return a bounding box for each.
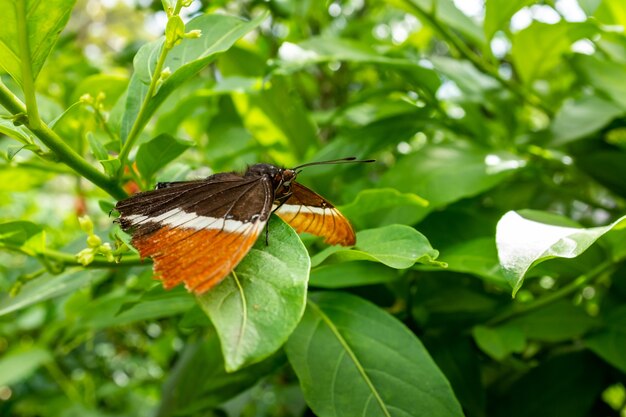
[115,163,357,294]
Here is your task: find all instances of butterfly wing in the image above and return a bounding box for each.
[275,182,355,246]
[115,173,273,294]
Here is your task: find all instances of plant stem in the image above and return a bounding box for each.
[487,261,616,326]
[4,244,146,268]
[117,41,169,172]
[0,81,127,200]
[15,0,41,129]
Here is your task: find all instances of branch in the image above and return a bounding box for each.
[3,244,146,268]
[117,42,168,171]
[0,81,127,200]
[487,260,616,326]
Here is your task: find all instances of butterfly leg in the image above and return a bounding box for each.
[264,191,293,245]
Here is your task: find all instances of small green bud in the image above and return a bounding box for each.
[160,67,172,81]
[77,248,95,266]
[78,216,94,234]
[181,0,193,7]
[87,234,102,247]
[79,94,94,104]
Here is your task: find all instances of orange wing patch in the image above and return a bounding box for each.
[132,221,263,294]
[275,182,355,246]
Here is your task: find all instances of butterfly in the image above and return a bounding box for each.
[115,157,374,294]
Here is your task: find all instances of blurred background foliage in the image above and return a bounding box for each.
[2,0,626,416]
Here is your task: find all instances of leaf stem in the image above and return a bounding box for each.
[117,41,169,172]
[15,0,41,129]
[0,81,127,200]
[487,260,616,326]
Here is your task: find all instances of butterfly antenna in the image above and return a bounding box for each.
[293,157,375,170]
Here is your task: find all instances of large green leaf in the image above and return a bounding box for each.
[311,224,443,269]
[0,346,52,386]
[381,141,524,222]
[0,220,43,251]
[286,292,464,417]
[155,336,285,417]
[120,12,267,142]
[0,0,77,85]
[0,269,108,316]
[472,325,526,360]
[512,21,594,83]
[496,210,626,295]
[572,53,626,110]
[135,133,193,181]
[549,94,623,145]
[586,305,626,373]
[197,216,310,372]
[339,188,429,230]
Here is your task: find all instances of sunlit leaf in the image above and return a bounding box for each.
[0,0,77,85]
[496,210,626,295]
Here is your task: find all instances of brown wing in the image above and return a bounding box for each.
[116,174,273,294]
[275,182,355,246]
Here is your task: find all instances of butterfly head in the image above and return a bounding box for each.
[245,163,298,191]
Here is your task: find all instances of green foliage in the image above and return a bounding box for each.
[1,1,626,416]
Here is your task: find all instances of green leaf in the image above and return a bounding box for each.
[381,141,524,222]
[484,0,534,40]
[440,237,508,286]
[0,116,32,144]
[339,188,429,229]
[549,94,623,145]
[0,220,43,249]
[135,133,193,180]
[393,0,486,48]
[231,75,319,162]
[472,325,526,360]
[0,0,77,85]
[427,337,486,417]
[0,346,52,386]
[586,305,626,373]
[276,36,441,95]
[0,270,108,316]
[495,210,626,295]
[310,262,399,288]
[286,292,464,417]
[572,53,626,110]
[76,287,195,330]
[512,21,595,83]
[311,224,443,269]
[155,337,285,417]
[197,216,310,372]
[430,56,499,100]
[120,12,267,142]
